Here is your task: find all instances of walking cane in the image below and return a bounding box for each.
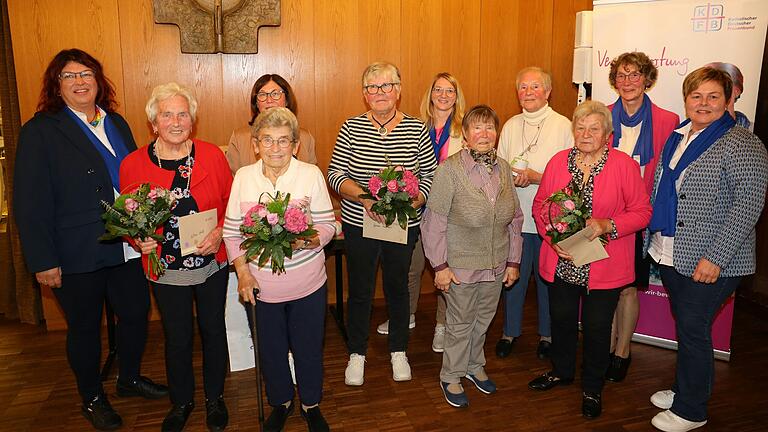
[248,288,265,431]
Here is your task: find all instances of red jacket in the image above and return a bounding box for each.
[608,101,679,195]
[120,139,233,266]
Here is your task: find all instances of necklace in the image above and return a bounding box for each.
[520,117,546,157]
[155,140,193,192]
[575,147,606,169]
[371,111,397,137]
[89,108,103,127]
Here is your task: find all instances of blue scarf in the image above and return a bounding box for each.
[429,116,451,162]
[66,108,130,191]
[611,94,654,166]
[648,113,735,236]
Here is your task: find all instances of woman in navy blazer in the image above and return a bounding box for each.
[14,49,167,431]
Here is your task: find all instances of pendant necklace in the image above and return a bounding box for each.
[520,117,546,158]
[372,111,397,137]
[155,140,193,192]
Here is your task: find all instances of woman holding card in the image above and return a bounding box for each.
[120,82,233,432]
[528,100,651,419]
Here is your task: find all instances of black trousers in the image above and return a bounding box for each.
[342,223,418,355]
[549,276,620,394]
[250,284,327,407]
[54,258,149,402]
[152,266,229,405]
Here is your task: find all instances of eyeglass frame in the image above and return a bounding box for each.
[257,135,295,149]
[59,70,96,82]
[615,71,644,83]
[255,90,286,102]
[431,86,457,96]
[363,82,400,95]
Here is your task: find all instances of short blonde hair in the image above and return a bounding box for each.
[683,67,733,102]
[362,62,401,87]
[250,107,299,144]
[146,82,198,123]
[419,72,466,138]
[515,66,552,92]
[572,100,612,133]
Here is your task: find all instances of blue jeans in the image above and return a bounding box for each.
[501,233,550,337]
[659,265,741,422]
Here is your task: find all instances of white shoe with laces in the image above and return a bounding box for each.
[651,389,675,409]
[651,409,707,432]
[432,325,446,353]
[344,354,365,386]
[390,352,412,381]
[377,314,416,335]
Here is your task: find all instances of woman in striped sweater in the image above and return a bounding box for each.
[327,62,437,387]
[224,108,336,432]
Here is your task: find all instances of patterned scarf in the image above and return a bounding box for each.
[468,148,497,173]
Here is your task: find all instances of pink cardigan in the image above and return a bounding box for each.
[533,148,652,289]
[608,101,680,195]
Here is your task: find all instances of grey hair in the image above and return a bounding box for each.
[250,107,299,144]
[515,66,553,92]
[572,100,613,133]
[362,62,401,87]
[145,82,198,123]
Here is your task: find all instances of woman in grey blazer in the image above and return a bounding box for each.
[646,67,768,432]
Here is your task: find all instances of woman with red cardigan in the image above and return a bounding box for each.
[527,101,651,419]
[120,82,233,432]
[605,52,680,382]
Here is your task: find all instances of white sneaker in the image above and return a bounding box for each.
[651,409,707,432]
[345,354,365,386]
[390,351,412,381]
[432,325,446,353]
[651,389,675,409]
[376,314,416,335]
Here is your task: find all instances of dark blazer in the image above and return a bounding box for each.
[14,108,137,274]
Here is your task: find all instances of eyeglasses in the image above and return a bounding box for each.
[432,87,456,96]
[616,72,643,83]
[363,82,399,95]
[59,70,96,82]
[255,90,285,102]
[258,136,294,148]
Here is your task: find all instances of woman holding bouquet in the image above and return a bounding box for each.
[120,82,233,432]
[14,49,168,431]
[422,104,523,408]
[226,73,317,174]
[605,52,679,382]
[327,62,437,386]
[528,101,651,419]
[223,107,336,432]
[646,67,767,432]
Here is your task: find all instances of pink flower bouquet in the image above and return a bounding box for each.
[100,183,176,280]
[239,191,317,274]
[359,160,420,229]
[541,180,607,245]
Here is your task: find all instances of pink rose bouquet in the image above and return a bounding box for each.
[541,180,608,245]
[239,191,317,274]
[100,183,176,280]
[359,159,420,229]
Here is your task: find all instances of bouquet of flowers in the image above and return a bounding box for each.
[239,192,317,274]
[358,160,420,229]
[100,183,176,280]
[541,179,607,245]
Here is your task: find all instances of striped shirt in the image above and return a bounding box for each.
[327,113,437,227]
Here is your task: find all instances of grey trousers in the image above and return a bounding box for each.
[408,236,447,325]
[440,273,503,383]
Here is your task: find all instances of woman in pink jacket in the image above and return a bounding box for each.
[527,101,651,420]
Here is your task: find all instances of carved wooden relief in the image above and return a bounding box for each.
[153,0,280,54]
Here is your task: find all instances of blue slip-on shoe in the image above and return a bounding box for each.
[465,374,497,394]
[440,382,469,408]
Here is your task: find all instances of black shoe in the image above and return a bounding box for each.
[81,394,122,431]
[582,392,602,419]
[528,371,574,391]
[162,402,194,432]
[605,353,631,382]
[206,396,228,431]
[264,401,294,432]
[301,406,330,432]
[116,376,169,399]
[536,340,551,360]
[495,337,516,358]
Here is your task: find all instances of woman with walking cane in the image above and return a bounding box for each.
[224,107,336,432]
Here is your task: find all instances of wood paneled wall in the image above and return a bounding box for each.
[8,0,592,329]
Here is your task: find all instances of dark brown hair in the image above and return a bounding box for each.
[248,74,299,125]
[462,104,500,132]
[36,48,117,113]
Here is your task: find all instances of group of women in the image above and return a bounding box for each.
[13,47,766,432]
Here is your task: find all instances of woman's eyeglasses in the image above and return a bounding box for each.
[59,71,96,82]
[615,72,643,83]
[258,136,294,148]
[363,82,399,94]
[432,87,456,96]
[255,90,285,102]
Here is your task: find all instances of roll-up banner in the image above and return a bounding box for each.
[591,0,768,360]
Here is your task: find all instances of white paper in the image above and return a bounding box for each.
[362,212,408,244]
[178,208,217,256]
[556,226,609,267]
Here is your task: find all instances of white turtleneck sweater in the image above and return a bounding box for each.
[498,104,574,233]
